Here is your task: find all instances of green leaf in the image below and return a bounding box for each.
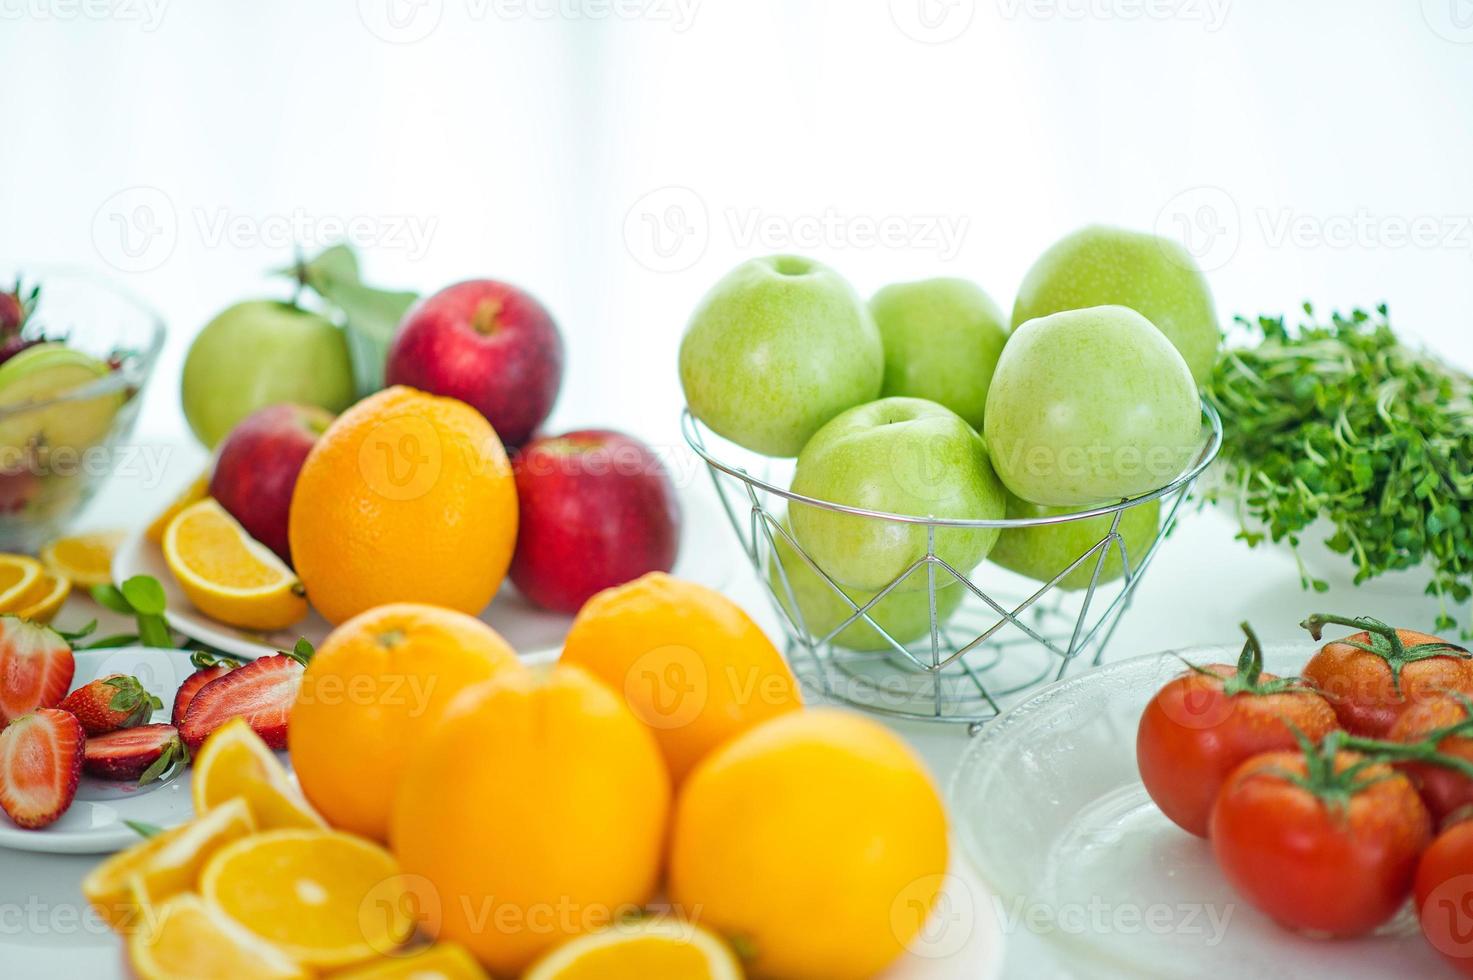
[278,243,418,396]
[317,276,418,395]
[121,576,167,616]
[90,585,132,615]
[124,819,165,839]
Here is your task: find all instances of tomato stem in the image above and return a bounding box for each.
[1269,728,1395,817]
[1300,612,1468,696]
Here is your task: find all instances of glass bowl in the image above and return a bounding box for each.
[949,645,1450,978]
[0,269,165,552]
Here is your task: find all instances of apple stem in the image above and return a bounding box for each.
[471,299,503,335]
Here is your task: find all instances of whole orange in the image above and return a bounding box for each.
[560,572,802,784]
[390,664,669,976]
[288,603,524,841]
[669,708,949,979]
[288,386,518,624]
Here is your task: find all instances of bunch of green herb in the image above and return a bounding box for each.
[1206,304,1473,631]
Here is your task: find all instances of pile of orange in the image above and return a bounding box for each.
[89,573,949,979]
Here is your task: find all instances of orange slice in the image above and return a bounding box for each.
[146,471,210,544]
[0,554,43,610]
[523,918,744,980]
[162,499,306,630]
[83,797,255,933]
[127,892,308,980]
[40,530,124,588]
[192,717,324,831]
[334,943,489,979]
[10,570,71,623]
[200,828,415,969]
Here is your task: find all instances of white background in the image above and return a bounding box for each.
[4,0,1473,453]
[4,3,1473,978]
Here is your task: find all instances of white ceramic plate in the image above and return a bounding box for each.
[113,481,735,659]
[0,647,201,855]
[950,643,1450,979]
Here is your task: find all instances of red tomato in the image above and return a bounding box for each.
[1301,615,1472,738]
[1137,626,1339,837]
[1388,694,1473,829]
[1415,819,1473,977]
[1211,746,1432,937]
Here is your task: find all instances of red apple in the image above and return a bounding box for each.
[209,403,332,564]
[510,430,681,613]
[384,279,564,449]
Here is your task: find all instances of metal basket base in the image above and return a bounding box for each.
[789,594,1099,731]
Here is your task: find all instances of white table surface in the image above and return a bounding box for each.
[0,435,1456,980]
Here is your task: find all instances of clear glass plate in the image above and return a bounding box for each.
[949,644,1452,978]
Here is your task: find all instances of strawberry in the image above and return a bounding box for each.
[179,647,310,751]
[0,617,75,726]
[59,674,162,736]
[170,652,238,726]
[83,724,187,783]
[0,708,84,829]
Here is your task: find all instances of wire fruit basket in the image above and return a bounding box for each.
[681,402,1223,730]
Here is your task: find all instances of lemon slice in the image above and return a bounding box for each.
[200,828,415,969]
[128,892,308,980]
[523,918,745,980]
[334,943,488,979]
[163,499,306,630]
[40,529,125,588]
[0,554,43,610]
[9,570,70,623]
[0,344,122,456]
[83,797,255,933]
[193,718,325,831]
[146,471,210,544]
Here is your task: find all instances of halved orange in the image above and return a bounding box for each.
[0,554,43,610]
[200,828,415,969]
[9,570,71,623]
[128,892,308,980]
[83,797,256,933]
[163,499,306,630]
[192,718,324,831]
[146,471,210,544]
[334,943,489,979]
[40,530,124,588]
[523,918,744,980]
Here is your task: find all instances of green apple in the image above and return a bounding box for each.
[989,493,1161,590]
[182,300,355,447]
[789,397,1006,592]
[679,255,883,457]
[1011,225,1220,385]
[983,306,1200,507]
[767,518,965,650]
[0,343,122,454]
[870,278,1008,431]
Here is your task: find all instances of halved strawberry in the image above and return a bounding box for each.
[59,674,162,735]
[0,708,84,829]
[0,617,74,726]
[83,723,187,783]
[171,652,237,727]
[178,652,304,750]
